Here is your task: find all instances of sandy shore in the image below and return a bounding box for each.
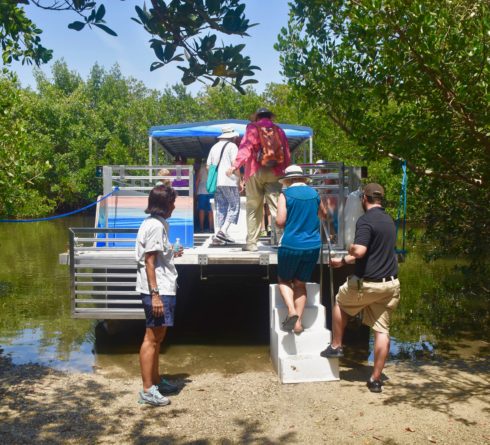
[1,351,489,445]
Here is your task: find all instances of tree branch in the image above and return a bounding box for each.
[377,147,483,187]
[389,19,490,156]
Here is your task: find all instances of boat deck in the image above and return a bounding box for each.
[60,233,318,267]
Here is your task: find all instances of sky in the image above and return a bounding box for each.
[11,1,290,94]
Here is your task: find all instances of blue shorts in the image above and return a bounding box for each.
[141,294,176,328]
[277,247,320,282]
[197,194,213,212]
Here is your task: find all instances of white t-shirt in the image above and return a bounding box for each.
[135,216,178,295]
[207,140,239,187]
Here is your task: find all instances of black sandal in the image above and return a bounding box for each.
[281,314,299,331]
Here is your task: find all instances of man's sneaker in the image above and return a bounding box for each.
[320,344,344,358]
[158,377,179,395]
[216,231,235,244]
[366,378,383,393]
[242,244,258,252]
[138,385,170,406]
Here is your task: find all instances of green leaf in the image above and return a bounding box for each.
[234,84,246,95]
[94,23,117,37]
[134,6,150,25]
[68,21,86,31]
[235,4,246,17]
[164,44,177,60]
[182,74,196,85]
[87,8,96,22]
[206,0,220,14]
[95,4,106,22]
[150,61,164,71]
[153,43,165,62]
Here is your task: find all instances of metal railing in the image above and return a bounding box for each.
[69,227,143,319]
[305,162,362,250]
[102,164,194,196]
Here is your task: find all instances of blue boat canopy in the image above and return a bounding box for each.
[149,119,313,161]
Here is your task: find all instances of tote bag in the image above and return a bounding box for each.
[206,142,229,194]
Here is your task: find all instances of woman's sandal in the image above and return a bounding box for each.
[282,314,299,331]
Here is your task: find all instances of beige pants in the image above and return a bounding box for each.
[245,167,282,247]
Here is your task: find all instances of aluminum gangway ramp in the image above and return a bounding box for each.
[269,283,339,383]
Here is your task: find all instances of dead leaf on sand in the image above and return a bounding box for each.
[405,427,416,432]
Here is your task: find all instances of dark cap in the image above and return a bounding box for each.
[363,183,385,198]
[253,107,274,122]
[255,107,273,116]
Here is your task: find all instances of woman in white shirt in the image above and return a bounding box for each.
[135,184,183,406]
[206,125,241,244]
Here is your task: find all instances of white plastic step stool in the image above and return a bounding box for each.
[270,283,339,383]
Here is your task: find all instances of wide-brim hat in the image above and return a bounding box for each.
[217,124,239,139]
[279,165,311,184]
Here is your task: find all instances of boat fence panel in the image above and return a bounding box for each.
[99,165,194,248]
[69,227,144,319]
[304,162,362,250]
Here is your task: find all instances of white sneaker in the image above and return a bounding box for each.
[139,385,171,406]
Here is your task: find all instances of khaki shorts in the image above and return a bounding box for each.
[336,276,400,334]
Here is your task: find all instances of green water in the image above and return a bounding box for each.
[0,216,95,371]
[0,217,487,376]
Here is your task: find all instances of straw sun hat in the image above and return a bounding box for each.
[279,165,311,184]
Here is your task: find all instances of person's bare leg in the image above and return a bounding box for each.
[330,303,349,349]
[371,331,390,381]
[292,279,307,331]
[140,326,165,391]
[198,209,205,232]
[151,327,167,384]
[278,280,297,317]
[208,211,214,232]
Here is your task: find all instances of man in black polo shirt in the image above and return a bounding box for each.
[320,183,400,393]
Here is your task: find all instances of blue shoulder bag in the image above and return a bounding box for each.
[206,142,229,194]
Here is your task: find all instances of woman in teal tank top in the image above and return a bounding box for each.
[276,165,327,333]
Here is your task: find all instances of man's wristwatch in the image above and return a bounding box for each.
[150,287,159,295]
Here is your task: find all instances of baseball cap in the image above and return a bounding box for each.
[363,183,385,198]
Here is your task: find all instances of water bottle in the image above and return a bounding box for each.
[173,238,181,254]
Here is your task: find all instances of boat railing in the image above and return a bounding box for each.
[304,162,363,250]
[69,227,143,319]
[101,165,194,195]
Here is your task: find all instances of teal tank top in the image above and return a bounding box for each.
[280,185,321,250]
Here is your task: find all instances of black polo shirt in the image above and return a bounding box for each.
[353,207,398,280]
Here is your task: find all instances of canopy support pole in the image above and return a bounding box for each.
[148,136,153,182]
[309,137,313,163]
